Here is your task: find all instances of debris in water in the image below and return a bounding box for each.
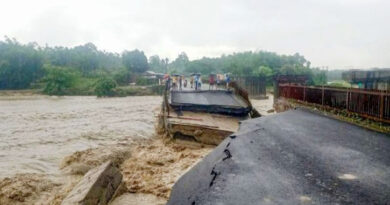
[0,174,59,205]
[299,195,312,202]
[338,173,357,180]
[120,137,212,199]
[60,145,132,175]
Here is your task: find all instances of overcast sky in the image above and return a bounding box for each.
[0,0,389,69]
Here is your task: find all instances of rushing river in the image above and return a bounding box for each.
[0,95,161,178]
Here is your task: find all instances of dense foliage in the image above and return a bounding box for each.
[149,55,169,73]
[147,51,327,85]
[0,38,44,89]
[0,37,328,94]
[43,42,122,75]
[42,66,77,95]
[94,77,117,97]
[113,69,132,86]
[122,50,149,73]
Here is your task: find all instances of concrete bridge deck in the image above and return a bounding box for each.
[169,90,251,116]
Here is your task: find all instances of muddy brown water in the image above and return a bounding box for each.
[0,94,274,179]
[0,93,274,204]
[0,95,162,179]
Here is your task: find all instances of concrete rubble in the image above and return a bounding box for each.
[62,161,122,205]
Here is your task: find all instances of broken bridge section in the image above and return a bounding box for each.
[170,90,251,116]
[167,109,390,205]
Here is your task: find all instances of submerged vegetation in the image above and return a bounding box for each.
[0,37,328,96]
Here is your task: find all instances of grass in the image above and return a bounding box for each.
[326,80,351,88]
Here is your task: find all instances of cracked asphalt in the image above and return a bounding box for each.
[167,109,390,205]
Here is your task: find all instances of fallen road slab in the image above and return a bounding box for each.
[62,161,122,205]
[167,108,390,205]
[170,90,251,116]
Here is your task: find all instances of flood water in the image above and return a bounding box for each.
[0,94,274,179]
[0,95,161,178]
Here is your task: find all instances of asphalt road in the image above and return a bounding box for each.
[171,90,247,107]
[167,109,390,205]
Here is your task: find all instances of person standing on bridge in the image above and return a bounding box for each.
[190,75,194,89]
[209,74,215,90]
[172,75,177,89]
[198,75,202,90]
[216,74,221,90]
[179,76,183,90]
[225,73,230,90]
[194,74,199,90]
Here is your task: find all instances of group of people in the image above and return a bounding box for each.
[190,74,202,90]
[208,73,230,90]
[165,73,230,91]
[170,75,188,90]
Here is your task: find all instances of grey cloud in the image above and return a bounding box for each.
[0,0,389,68]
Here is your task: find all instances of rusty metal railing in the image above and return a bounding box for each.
[232,76,266,98]
[279,84,390,123]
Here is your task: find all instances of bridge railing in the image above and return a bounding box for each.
[278,84,390,123]
[232,76,266,98]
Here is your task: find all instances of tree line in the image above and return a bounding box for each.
[0,37,326,94]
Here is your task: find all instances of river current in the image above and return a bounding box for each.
[0,95,161,178]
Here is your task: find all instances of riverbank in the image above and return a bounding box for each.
[0,85,165,97]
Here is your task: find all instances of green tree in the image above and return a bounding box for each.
[113,69,132,86]
[253,66,273,78]
[43,43,122,75]
[186,58,216,74]
[181,51,310,78]
[149,55,164,73]
[122,50,149,73]
[312,68,328,85]
[42,65,77,95]
[149,55,169,74]
[94,77,117,97]
[161,58,169,73]
[0,37,44,89]
[0,36,322,91]
[169,52,189,73]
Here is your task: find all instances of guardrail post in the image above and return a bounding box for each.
[346,89,349,111]
[273,80,279,106]
[380,93,384,120]
[321,85,324,106]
